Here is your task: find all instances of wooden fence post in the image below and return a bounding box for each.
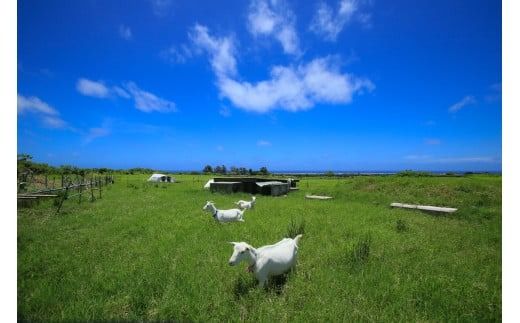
[90,179,95,202]
[78,181,83,204]
[55,185,69,215]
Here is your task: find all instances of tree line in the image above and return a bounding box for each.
[17,154,270,176]
[202,165,269,175]
[17,154,159,176]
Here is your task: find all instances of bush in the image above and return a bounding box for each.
[349,234,372,265]
[395,219,408,232]
[397,170,433,177]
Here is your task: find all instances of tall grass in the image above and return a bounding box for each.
[18,174,501,321]
[286,218,305,238]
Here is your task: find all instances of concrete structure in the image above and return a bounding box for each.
[147,173,174,183]
[209,177,298,196]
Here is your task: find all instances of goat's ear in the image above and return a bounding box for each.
[228,242,236,246]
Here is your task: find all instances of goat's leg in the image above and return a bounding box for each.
[257,277,267,288]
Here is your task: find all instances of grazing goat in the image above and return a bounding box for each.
[202,201,245,223]
[228,234,303,288]
[235,196,256,210]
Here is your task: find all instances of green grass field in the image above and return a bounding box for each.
[18,174,501,321]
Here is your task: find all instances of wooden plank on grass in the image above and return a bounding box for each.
[390,203,457,213]
[305,194,333,200]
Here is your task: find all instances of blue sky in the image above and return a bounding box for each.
[17,0,501,171]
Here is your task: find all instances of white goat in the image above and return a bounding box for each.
[228,234,303,287]
[202,201,245,223]
[235,196,256,210]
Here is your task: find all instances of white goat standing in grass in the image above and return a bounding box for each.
[202,201,245,223]
[235,196,256,210]
[228,234,303,288]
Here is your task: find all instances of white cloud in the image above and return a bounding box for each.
[17,94,67,128]
[404,155,499,163]
[84,127,110,143]
[41,116,67,128]
[404,154,431,160]
[17,95,58,115]
[191,25,374,113]
[119,24,132,40]
[248,0,277,35]
[424,138,441,145]
[436,156,499,163]
[276,25,299,55]
[76,78,176,113]
[310,0,370,41]
[257,140,271,146]
[76,78,110,98]
[218,57,374,112]
[219,106,232,117]
[124,82,176,113]
[247,0,300,55]
[449,95,477,113]
[485,82,502,102]
[160,44,193,64]
[150,0,172,16]
[190,24,237,77]
[112,86,131,99]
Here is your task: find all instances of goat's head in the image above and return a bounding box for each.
[228,242,254,266]
[202,201,214,211]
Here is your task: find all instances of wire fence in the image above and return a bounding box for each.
[17,174,115,214]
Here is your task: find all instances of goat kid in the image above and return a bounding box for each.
[228,234,303,287]
[203,201,245,223]
[235,196,256,210]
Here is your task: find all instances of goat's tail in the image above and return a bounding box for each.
[294,234,303,247]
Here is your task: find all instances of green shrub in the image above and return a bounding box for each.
[349,234,372,265]
[395,219,408,232]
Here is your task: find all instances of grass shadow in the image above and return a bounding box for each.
[417,209,457,219]
[233,275,257,299]
[233,270,294,298]
[266,272,291,295]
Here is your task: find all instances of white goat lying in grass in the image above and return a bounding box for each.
[202,201,245,223]
[235,196,256,209]
[228,234,303,287]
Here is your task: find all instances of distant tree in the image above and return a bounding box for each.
[230,166,238,175]
[203,165,213,173]
[325,171,335,177]
[214,165,228,174]
[98,168,109,174]
[248,168,254,175]
[259,166,269,175]
[59,165,75,175]
[239,167,248,175]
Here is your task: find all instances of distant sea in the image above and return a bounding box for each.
[270,170,501,175]
[167,170,501,175]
